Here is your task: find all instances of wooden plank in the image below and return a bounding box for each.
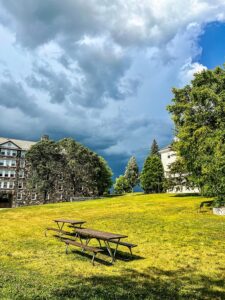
[75,228,128,241]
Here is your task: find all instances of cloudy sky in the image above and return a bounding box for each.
[0,0,225,177]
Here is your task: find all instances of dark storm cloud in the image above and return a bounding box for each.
[0,0,101,48]
[0,78,41,117]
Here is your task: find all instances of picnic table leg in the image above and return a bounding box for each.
[55,222,65,238]
[113,238,121,260]
[104,240,114,263]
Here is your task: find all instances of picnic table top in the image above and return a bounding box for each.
[75,228,128,241]
[53,219,86,225]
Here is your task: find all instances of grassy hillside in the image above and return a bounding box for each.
[0,193,225,299]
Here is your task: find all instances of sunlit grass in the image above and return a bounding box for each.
[0,193,225,299]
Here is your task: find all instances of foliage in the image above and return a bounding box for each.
[0,193,225,299]
[26,138,113,198]
[25,140,62,202]
[113,175,130,194]
[140,154,164,193]
[167,66,225,200]
[150,139,160,156]
[124,156,139,191]
[140,140,164,193]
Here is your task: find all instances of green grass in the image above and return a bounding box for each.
[0,193,225,299]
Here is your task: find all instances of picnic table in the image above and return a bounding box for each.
[54,219,86,231]
[74,228,128,263]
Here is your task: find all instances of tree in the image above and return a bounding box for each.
[58,138,113,197]
[124,156,139,191]
[151,139,160,156]
[26,140,62,202]
[113,175,130,194]
[140,154,164,193]
[96,156,113,195]
[167,66,225,201]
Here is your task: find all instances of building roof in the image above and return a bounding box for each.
[0,137,37,151]
[159,144,172,154]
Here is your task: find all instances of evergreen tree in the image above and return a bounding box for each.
[124,156,139,191]
[140,140,164,193]
[151,139,160,156]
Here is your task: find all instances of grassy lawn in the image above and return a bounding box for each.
[0,193,225,300]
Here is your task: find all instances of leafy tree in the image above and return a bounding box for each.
[167,66,225,200]
[58,138,113,197]
[96,156,113,195]
[140,141,164,193]
[124,156,139,191]
[26,138,113,200]
[151,139,160,156]
[26,140,62,202]
[114,175,130,194]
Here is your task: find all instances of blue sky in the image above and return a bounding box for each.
[0,1,225,177]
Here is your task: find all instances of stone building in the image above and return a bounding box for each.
[159,144,199,193]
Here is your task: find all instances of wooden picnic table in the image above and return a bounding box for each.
[75,228,128,263]
[53,219,86,231]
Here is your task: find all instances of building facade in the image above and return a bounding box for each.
[0,136,67,208]
[159,144,199,193]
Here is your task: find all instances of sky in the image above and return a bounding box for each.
[0,1,225,177]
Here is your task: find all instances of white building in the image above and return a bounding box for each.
[159,144,199,193]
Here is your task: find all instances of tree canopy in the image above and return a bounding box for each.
[26,138,113,199]
[167,66,225,200]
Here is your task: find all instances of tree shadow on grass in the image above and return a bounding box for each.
[172,193,201,198]
[68,248,144,266]
[52,267,225,300]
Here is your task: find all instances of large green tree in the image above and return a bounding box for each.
[124,156,139,191]
[151,139,160,156]
[140,140,164,193]
[167,66,225,200]
[26,140,62,202]
[26,138,113,200]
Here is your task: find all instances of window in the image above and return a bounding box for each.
[18,182,23,189]
[21,151,26,158]
[12,151,17,157]
[5,171,9,177]
[17,193,22,200]
[0,149,5,155]
[9,182,14,189]
[19,170,24,178]
[59,185,63,191]
[31,193,36,200]
[3,182,7,188]
[10,171,16,178]
[60,194,63,200]
[0,160,4,166]
[0,170,3,177]
[11,160,16,167]
[20,160,25,168]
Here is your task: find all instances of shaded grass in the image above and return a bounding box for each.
[0,193,225,299]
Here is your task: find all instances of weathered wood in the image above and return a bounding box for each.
[64,239,103,265]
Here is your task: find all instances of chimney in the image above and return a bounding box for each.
[41,134,49,141]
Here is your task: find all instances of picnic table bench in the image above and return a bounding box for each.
[64,239,103,265]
